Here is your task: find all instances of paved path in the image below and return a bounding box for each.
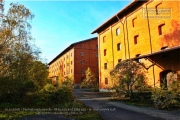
[73,89,180,120]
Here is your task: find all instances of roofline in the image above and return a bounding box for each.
[132,46,180,60]
[48,37,97,65]
[91,0,147,34]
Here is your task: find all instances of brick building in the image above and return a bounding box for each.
[92,0,180,90]
[48,37,98,86]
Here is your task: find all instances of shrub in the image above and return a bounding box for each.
[110,60,149,98]
[34,84,74,106]
[80,67,98,89]
[0,77,36,104]
[152,72,180,110]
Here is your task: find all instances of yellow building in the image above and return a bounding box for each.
[92,0,180,90]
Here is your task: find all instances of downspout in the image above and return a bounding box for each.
[116,15,127,60]
[110,26,115,68]
[125,17,131,59]
[98,35,101,89]
[145,1,156,88]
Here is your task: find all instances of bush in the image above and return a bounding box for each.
[152,72,180,110]
[33,84,74,106]
[0,77,36,104]
[131,92,152,103]
[152,88,180,110]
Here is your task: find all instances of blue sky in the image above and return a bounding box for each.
[4,0,131,63]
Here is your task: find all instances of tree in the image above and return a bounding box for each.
[81,67,98,88]
[0,3,39,78]
[29,61,49,88]
[110,60,148,97]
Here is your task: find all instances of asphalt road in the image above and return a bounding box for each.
[73,89,165,120]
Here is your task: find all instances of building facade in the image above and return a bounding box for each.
[48,37,98,85]
[92,0,180,89]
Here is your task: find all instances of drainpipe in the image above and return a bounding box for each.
[110,26,115,68]
[98,35,101,89]
[116,15,127,60]
[125,17,131,59]
[145,1,156,88]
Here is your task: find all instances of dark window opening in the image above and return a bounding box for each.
[105,78,108,84]
[158,24,165,35]
[134,35,138,44]
[104,63,107,69]
[104,49,107,56]
[117,43,121,51]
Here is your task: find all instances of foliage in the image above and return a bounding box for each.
[29,61,49,88]
[81,67,98,88]
[152,72,180,110]
[32,84,74,107]
[0,77,37,104]
[110,60,149,98]
[0,2,49,107]
[62,74,74,88]
[0,3,39,77]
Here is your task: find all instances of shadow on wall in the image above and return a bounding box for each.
[162,20,180,47]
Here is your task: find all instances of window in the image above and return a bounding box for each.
[96,53,98,57]
[134,35,139,44]
[103,36,106,43]
[117,43,121,51]
[136,54,141,62]
[116,28,120,36]
[118,59,122,63]
[96,45,98,49]
[81,77,84,82]
[81,60,84,64]
[81,52,84,56]
[105,78,108,84]
[71,61,72,65]
[161,46,168,50]
[132,18,137,27]
[81,69,84,74]
[104,63,107,69]
[67,63,70,66]
[81,44,84,48]
[71,69,72,73]
[104,49,107,56]
[155,3,162,15]
[158,24,165,35]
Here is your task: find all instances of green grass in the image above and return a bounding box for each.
[0,100,102,120]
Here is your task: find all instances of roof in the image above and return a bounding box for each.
[91,0,148,34]
[48,37,97,65]
[132,46,180,60]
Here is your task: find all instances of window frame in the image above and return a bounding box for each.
[134,35,139,44]
[116,28,120,36]
[158,23,165,35]
[117,43,121,51]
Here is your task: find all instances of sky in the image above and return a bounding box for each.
[4,0,132,63]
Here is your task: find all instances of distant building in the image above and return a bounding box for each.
[92,0,180,90]
[48,37,98,86]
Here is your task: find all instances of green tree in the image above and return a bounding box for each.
[81,67,98,88]
[110,60,148,97]
[0,3,47,103]
[29,61,49,88]
[0,3,39,78]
